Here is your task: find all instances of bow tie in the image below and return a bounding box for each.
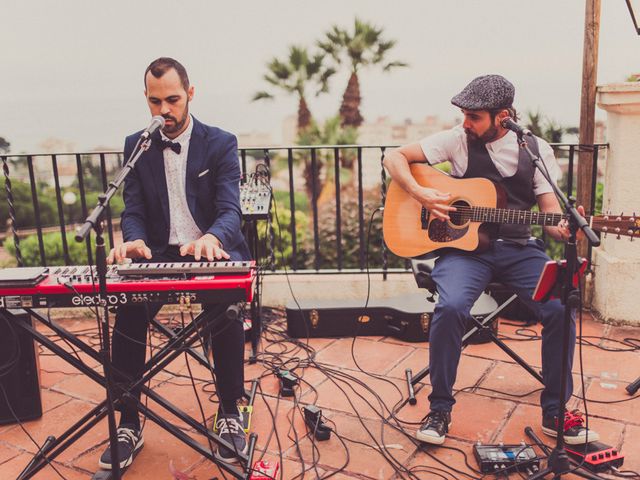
[156,138,182,154]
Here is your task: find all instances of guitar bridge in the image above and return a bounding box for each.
[421,207,429,230]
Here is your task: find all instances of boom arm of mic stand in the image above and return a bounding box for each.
[517,135,600,247]
[75,137,152,242]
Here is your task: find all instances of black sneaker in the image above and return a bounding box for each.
[416,411,451,445]
[98,425,144,470]
[542,410,599,445]
[214,413,248,463]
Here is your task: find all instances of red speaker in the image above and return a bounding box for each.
[0,310,42,424]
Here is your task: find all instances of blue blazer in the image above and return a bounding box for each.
[120,116,251,261]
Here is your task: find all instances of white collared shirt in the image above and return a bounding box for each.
[161,115,204,246]
[419,125,561,196]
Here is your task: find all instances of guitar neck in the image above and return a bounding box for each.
[465,207,575,227]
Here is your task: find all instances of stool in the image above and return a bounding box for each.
[405,258,543,405]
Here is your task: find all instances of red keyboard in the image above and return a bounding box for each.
[0,262,255,308]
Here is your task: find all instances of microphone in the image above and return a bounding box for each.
[140,116,166,139]
[500,117,532,137]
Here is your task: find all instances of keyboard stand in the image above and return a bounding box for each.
[243,218,264,364]
[2,307,257,480]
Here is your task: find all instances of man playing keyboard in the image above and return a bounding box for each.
[102,57,251,469]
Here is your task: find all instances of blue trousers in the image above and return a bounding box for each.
[428,239,575,418]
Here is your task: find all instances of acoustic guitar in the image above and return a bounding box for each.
[382,164,639,258]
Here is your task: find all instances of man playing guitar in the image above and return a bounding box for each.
[382,74,598,446]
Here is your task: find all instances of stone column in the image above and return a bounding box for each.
[591,83,640,325]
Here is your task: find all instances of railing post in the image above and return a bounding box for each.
[380,147,388,280]
[2,156,23,266]
[357,147,365,270]
[310,148,320,271]
[287,148,297,271]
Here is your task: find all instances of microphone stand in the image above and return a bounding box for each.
[75,136,153,480]
[516,133,602,480]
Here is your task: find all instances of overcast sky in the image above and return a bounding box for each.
[1,0,639,153]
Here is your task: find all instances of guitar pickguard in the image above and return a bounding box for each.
[427,219,468,243]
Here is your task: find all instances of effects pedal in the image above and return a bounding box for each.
[473,442,540,474]
[240,182,271,220]
[212,406,252,434]
[566,441,624,472]
[250,459,279,480]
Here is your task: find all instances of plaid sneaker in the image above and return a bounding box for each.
[416,411,451,445]
[214,413,248,463]
[542,410,599,445]
[98,425,144,470]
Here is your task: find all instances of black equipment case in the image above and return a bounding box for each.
[285,292,498,343]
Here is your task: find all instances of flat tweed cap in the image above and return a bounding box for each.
[451,74,514,110]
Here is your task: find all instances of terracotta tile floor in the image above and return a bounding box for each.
[1,307,639,479]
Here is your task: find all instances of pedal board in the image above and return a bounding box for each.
[566,441,624,472]
[473,442,540,474]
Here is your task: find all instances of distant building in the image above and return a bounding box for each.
[357,116,455,188]
[358,115,455,145]
[282,114,454,146]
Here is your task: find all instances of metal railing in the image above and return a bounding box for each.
[0,143,608,273]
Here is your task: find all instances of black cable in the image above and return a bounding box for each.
[0,375,69,480]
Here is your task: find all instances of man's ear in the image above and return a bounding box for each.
[496,109,510,126]
[187,85,195,102]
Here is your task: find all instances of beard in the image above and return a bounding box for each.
[465,124,500,144]
[162,107,189,135]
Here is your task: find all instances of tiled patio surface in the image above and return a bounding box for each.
[1,306,639,479]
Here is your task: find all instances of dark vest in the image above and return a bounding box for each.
[461,135,540,244]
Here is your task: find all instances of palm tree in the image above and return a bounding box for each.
[525,110,545,138]
[296,116,358,200]
[252,46,335,132]
[525,110,567,143]
[0,136,9,154]
[318,18,408,128]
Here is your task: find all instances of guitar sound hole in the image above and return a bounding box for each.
[449,200,470,227]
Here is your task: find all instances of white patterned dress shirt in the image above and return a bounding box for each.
[161,116,204,246]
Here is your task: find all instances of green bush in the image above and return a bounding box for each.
[272,190,308,213]
[0,180,123,230]
[259,204,313,269]
[4,231,109,266]
[0,181,59,229]
[303,187,405,270]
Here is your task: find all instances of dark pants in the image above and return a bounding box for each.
[111,247,245,424]
[428,239,575,418]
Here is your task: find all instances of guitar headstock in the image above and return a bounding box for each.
[591,213,640,240]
